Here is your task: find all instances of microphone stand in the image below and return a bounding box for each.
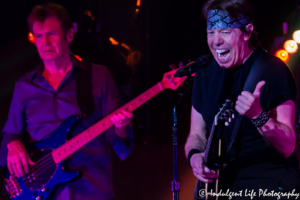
[172,75,193,200]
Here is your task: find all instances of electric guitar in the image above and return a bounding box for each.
[194,99,233,200]
[4,69,187,200]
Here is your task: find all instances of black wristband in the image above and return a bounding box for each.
[251,110,270,127]
[187,149,202,168]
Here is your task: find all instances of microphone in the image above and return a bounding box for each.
[174,55,212,77]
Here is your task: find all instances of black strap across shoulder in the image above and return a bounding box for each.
[73,62,94,120]
[227,50,268,153]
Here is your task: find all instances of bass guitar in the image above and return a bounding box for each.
[194,99,233,200]
[4,69,187,200]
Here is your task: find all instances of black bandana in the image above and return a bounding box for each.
[207,9,251,30]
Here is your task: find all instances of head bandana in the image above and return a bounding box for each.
[206,9,251,30]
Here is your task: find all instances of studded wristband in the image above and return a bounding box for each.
[251,110,270,127]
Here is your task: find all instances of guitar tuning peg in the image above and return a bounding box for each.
[228,118,232,122]
[232,113,235,119]
[225,121,229,126]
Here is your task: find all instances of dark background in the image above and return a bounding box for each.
[0,0,300,199]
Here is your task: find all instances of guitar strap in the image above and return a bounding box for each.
[73,62,95,120]
[227,50,267,153]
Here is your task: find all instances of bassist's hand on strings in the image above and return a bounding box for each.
[7,140,35,177]
[190,152,218,183]
[235,80,265,119]
[111,110,133,139]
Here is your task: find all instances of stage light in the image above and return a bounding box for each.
[136,0,141,7]
[28,32,35,43]
[84,10,92,17]
[293,30,300,43]
[121,43,131,51]
[275,49,289,62]
[74,55,82,61]
[109,37,119,45]
[83,10,95,21]
[284,40,298,54]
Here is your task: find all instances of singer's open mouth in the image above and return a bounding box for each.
[216,49,230,60]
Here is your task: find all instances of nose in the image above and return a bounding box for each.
[42,35,51,46]
[213,32,224,47]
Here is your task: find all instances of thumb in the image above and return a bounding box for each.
[253,80,265,96]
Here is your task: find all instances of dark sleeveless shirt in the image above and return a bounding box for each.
[192,50,300,191]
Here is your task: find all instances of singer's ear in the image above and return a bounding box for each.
[244,24,253,41]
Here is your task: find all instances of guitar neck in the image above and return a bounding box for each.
[204,122,216,164]
[52,82,164,164]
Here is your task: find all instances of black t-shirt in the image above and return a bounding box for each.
[192,50,300,190]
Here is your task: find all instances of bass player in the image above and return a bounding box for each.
[0,3,133,200]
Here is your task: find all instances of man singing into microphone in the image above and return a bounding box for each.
[185,0,300,198]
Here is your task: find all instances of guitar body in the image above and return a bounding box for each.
[5,116,81,200]
[193,100,233,200]
[194,157,223,200]
[194,140,223,200]
[194,177,219,200]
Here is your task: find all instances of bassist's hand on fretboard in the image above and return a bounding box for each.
[190,152,218,183]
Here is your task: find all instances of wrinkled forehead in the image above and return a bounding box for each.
[206,9,251,30]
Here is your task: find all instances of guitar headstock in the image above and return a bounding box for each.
[159,69,187,90]
[214,99,234,126]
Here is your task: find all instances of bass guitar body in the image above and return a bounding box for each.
[5,116,81,200]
